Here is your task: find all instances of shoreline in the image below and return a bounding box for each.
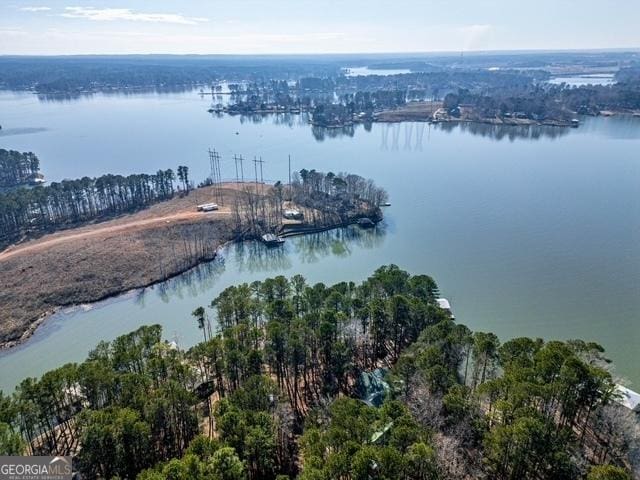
[0,246,223,352]
[0,215,380,352]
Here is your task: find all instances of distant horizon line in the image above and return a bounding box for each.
[1,47,639,58]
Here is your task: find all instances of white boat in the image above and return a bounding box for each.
[261,233,285,246]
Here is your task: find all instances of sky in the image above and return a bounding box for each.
[1,0,639,55]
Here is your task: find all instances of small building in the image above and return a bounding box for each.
[283,209,303,220]
[614,385,640,413]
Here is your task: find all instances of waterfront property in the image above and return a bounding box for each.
[0,90,638,392]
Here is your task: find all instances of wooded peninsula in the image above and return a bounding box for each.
[0,266,636,479]
[0,158,386,349]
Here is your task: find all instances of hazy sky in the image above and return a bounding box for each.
[1,0,639,55]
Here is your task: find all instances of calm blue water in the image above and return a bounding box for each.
[345,67,412,76]
[0,90,639,392]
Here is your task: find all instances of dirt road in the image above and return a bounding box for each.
[0,206,230,262]
[0,184,241,348]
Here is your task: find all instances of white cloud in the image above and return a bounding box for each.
[60,7,208,25]
[20,6,52,12]
[0,28,29,37]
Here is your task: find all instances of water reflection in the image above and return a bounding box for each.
[380,120,573,149]
[294,224,386,263]
[311,124,358,141]
[153,257,227,303]
[0,127,48,137]
[213,109,577,145]
[35,85,200,103]
[237,112,310,128]
[434,121,571,141]
[271,113,311,127]
[138,225,387,298]
[232,241,293,273]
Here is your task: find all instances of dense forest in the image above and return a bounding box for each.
[0,56,341,93]
[0,149,42,189]
[0,266,636,479]
[0,167,184,245]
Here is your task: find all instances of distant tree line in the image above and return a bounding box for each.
[224,70,544,126]
[0,57,341,94]
[0,266,636,479]
[615,65,640,84]
[227,69,640,127]
[0,149,41,188]
[0,169,177,245]
[442,80,640,121]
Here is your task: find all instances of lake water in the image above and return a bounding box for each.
[344,66,412,77]
[0,90,639,392]
[548,73,617,87]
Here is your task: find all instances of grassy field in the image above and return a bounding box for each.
[0,184,240,348]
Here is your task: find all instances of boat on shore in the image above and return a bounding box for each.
[261,233,285,247]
